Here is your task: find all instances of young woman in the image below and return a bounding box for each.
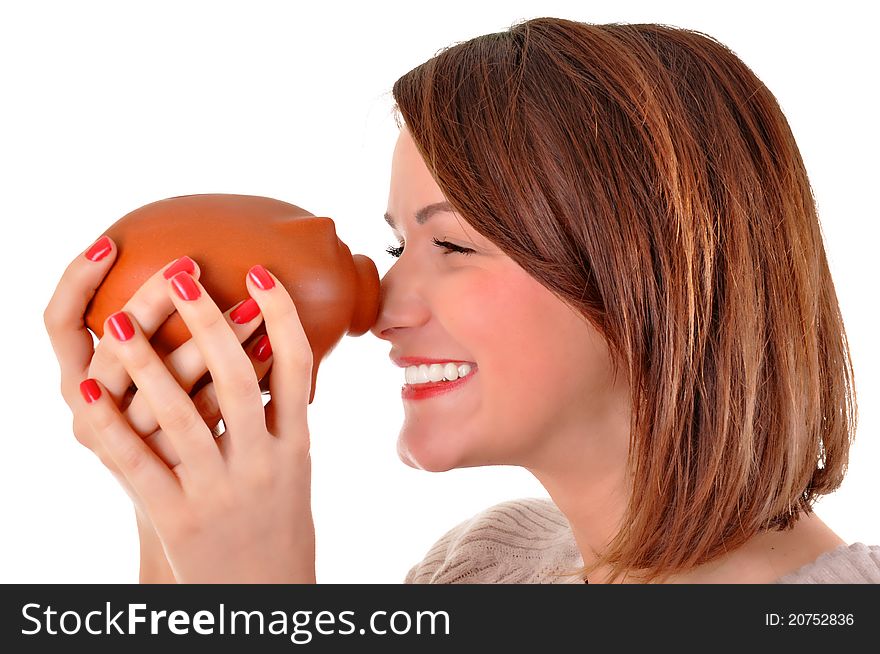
[45,18,879,583]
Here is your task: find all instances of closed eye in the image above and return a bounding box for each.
[385,237,475,258]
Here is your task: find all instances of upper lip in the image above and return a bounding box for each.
[391,355,477,368]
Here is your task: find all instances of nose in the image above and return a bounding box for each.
[369,260,430,342]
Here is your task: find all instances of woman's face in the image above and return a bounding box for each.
[371,128,627,474]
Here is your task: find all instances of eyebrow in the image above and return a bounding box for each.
[384,201,454,229]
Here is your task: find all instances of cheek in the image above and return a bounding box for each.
[450,267,607,404]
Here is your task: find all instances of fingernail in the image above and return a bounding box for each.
[80,379,102,403]
[248,265,275,290]
[163,256,196,279]
[253,334,272,362]
[230,297,261,324]
[85,236,112,262]
[107,311,135,341]
[170,271,201,301]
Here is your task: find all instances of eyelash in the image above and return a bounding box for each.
[385,238,475,258]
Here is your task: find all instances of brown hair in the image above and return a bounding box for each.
[391,17,858,583]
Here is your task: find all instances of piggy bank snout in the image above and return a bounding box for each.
[348,254,381,336]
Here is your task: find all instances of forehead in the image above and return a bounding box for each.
[386,129,490,246]
[388,129,446,216]
[391,128,430,179]
[394,126,417,157]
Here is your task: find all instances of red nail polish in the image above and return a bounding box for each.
[107,312,135,341]
[163,256,196,279]
[230,297,261,324]
[248,265,275,290]
[80,379,102,403]
[85,236,112,262]
[253,334,272,362]
[171,271,201,301]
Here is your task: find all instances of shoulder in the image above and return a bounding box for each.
[404,497,583,584]
[775,543,880,584]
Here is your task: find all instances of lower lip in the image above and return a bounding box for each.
[401,370,477,400]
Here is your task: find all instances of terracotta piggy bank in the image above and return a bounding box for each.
[83,193,380,404]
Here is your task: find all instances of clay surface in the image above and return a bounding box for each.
[84,193,380,403]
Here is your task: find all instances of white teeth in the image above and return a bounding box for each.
[404,362,474,385]
[428,364,445,382]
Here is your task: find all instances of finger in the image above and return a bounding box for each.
[131,334,273,471]
[166,271,267,450]
[44,235,117,408]
[142,431,182,470]
[89,256,202,405]
[102,309,224,484]
[124,296,265,437]
[78,377,181,515]
[245,265,312,448]
[193,333,275,432]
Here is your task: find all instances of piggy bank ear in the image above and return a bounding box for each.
[348,254,380,336]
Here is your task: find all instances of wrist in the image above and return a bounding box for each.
[134,507,177,584]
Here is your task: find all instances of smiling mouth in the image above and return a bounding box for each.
[401,368,477,400]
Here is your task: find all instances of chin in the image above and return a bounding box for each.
[398,444,458,473]
[396,427,506,472]
[396,429,466,473]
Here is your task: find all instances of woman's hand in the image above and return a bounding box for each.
[76,263,317,583]
[44,235,273,581]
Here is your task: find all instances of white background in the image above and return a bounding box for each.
[1,0,876,583]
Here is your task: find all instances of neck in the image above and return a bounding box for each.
[529,443,845,583]
[513,370,842,584]
[523,396,633,584]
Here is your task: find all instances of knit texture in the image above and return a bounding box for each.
[404,497,880,584]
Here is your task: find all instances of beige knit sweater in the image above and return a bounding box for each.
[404,497,880,584]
